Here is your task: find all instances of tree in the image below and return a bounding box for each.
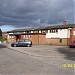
[0,29,2,38]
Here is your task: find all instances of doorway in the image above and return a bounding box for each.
[15,35,21,42]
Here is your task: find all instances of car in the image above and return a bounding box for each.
[69,41,75,48]
[11,40,32,47]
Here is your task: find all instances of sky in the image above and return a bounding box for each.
[0,0,74,32]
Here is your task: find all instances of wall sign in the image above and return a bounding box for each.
[46,29,70,38]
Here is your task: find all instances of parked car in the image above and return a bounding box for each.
[11,40,32,47]
[69,41,75,48]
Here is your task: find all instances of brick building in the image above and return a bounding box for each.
[6,24,75,46]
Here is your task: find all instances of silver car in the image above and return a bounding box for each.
[11,40,32,47]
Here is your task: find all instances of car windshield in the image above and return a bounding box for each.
[24,40,29,42]
[18,40,24,43]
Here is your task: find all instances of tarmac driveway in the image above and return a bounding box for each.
[8,45,75,61]
[1,46,75,75]
[8,45,75,69]
[8,46,64,57]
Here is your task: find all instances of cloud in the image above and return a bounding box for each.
[0,0,74,29]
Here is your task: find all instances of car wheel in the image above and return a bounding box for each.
[70,46,71,48]
[14,44,16,47]
[11,45,13,47]
[27,44,30,47]
[70,46,73,48]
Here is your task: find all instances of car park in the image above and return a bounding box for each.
[69,41,75,48]
[11,39,32,47]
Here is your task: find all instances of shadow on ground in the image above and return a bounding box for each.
[57,47,75,61]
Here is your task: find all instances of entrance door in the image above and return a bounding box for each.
[15,35,21,42]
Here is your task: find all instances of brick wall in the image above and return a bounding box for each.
[31,35,39,45]
[7,33,70,46]
[31,34,68,46]
[46,38,68,46]
[39,35,46,45]
[2,33,8,39]
[7,37,16,43]
[70,28,75,42]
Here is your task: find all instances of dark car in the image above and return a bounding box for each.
[11,40,32,47]
[69,41,75,48]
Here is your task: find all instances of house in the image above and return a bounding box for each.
[6,24,75,46]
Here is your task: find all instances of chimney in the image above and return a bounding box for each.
[63,20,67,25]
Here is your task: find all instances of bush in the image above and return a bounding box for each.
[0,38,7,42]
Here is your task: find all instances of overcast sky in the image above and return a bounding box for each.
[0,0,74,31]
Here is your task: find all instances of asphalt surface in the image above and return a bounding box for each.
[0,46,75,75]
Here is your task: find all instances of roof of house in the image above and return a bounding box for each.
[36,24,75,30]
[7,24,75,33]
[7,27,38,33]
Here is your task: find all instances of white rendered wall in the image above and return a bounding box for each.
[46,29,70,38]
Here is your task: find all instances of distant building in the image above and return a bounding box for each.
[6,24,75,46]
[2,32,8,39]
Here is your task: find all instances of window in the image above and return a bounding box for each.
[56,29,58,32]
[12,36,14,38]
[10,36,14,38]
[25,31,29,33]
[29,35,31,38]
[31,31,33,33]
[27,31,29,33]
[25,35,28,38]
[39,31,41,33]
[24,35,25,38]
[41,30,48,33]
[24,35,31,38]
[52,30,55,33]
[33,31,38,33]
[50,29,58,33]
[10,36,12,38]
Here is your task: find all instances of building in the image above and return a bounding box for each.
[6,24,75,46]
